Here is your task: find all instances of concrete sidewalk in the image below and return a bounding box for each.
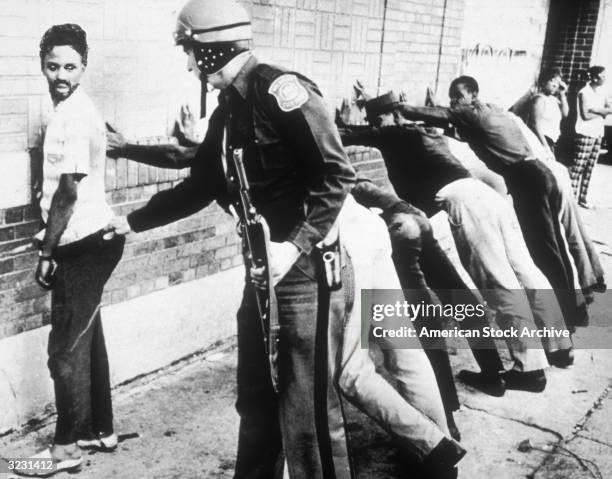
[1,333,611,478]
[2,164,612,478]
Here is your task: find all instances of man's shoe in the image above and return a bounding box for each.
[500,369,546,393]
[99,433,118,450]
[13,446,82,477]
[546,348,574,368]
[592,277,607,293]
[578,201,592,209]
[76,438,100,449]
[457,369,505,397]
[416,437,466,479]
[77,432,118,451]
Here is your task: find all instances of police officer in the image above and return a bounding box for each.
[105,1,356,478]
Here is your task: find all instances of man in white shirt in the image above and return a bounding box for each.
[570,65,612,208]
[19,24,123,477]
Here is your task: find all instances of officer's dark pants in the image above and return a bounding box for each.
[48,233,124,445]
[504,160,583,330]
[388,206,503,416]
[234,251,350,479]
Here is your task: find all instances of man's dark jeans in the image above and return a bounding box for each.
[505,160,583,329]
[48,232,124,445]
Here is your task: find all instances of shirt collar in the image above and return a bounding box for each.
[226,55,259,100]
[54,85,84,112]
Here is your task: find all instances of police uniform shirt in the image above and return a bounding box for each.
[127,56,355,255]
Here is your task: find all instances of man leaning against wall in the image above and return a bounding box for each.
[16,24,124,477]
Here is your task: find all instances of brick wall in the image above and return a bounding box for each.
[592,0,612,73]
[244,0,386,110]
[0,0,227,340]
[540,0,600,91]
[379,0,465,104]
[540,0,601,137]
[0,0,466,341]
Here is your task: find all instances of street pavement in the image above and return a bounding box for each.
[2,162,612,479]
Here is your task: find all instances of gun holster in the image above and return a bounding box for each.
[316,236,343,291]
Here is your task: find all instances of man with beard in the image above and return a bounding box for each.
[17,24,124,477]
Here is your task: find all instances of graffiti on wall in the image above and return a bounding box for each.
[461,43,528,65]
[460,43,541,108]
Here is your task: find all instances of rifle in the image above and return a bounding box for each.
[232,148,280,393]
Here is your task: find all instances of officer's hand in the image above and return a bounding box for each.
[270,241,300,286]
[250,241,300,288]
[106,123,127,157]
[104,216,132,238]
[250,264,267,290]
[35,256,57,290]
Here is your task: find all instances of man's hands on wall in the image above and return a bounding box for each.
[353,79,372,104]
[335,98,352,129]
[335,79,374,128]
[173,104,201,147]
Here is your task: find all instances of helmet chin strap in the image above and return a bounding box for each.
[199,76,219,118]
[200,77,207,118]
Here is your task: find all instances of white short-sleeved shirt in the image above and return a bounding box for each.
[36,87,113,246]
[533,93,562,142]
[575,85,606,138]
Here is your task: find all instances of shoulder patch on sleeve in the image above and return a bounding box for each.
[268,74,308,112]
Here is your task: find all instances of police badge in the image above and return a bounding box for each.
[268,74,309,112]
